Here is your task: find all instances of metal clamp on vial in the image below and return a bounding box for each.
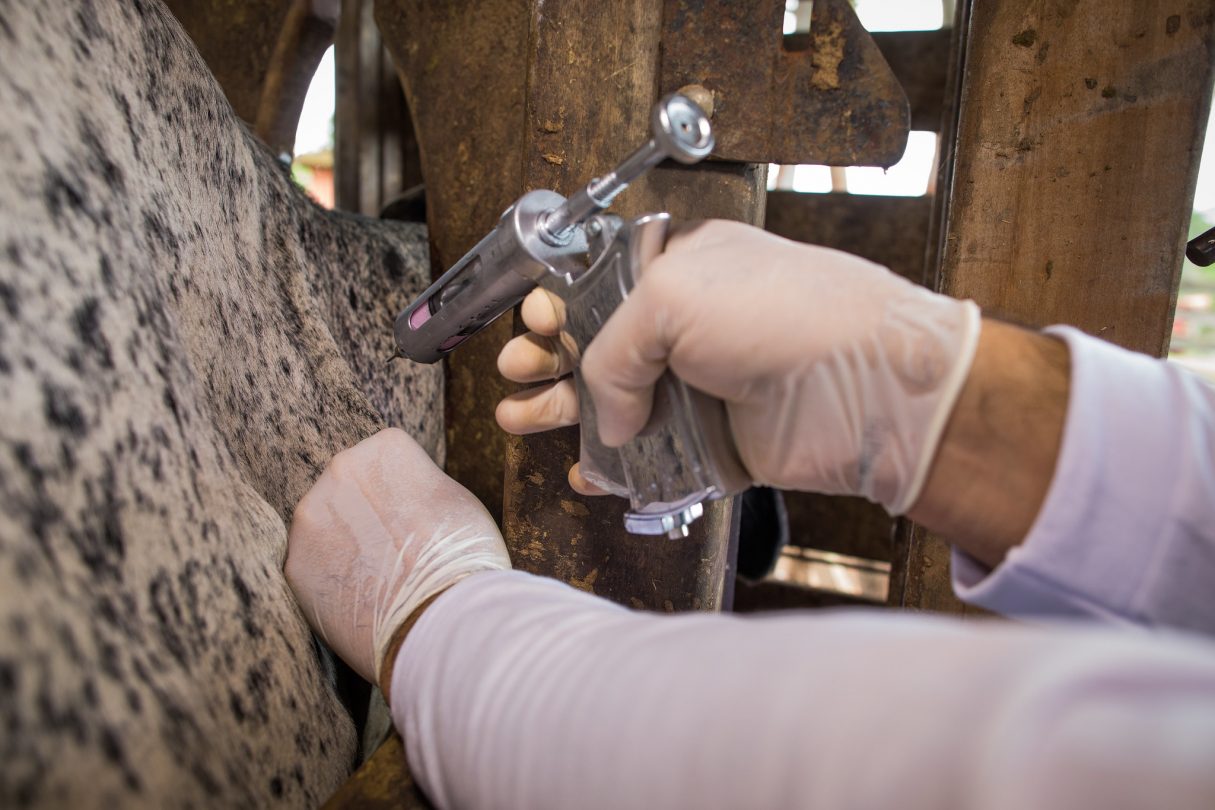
[394,93,751,538]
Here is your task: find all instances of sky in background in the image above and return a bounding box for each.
[294,46,335,156]
[852,0,943,31]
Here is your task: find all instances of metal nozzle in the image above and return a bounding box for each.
[539,93,714,244]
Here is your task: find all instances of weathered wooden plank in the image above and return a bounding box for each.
[889,524,983,615]
[941,1,1214,350]
[378,40,423,201]
[765,192,933,282]
[900,0,1215,613]
[375,0,528,521]
[322,734,432,810]
[873,29,952,133]
[499,1,765,611]
[354,0,383,215]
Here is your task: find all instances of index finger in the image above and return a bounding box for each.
[520,288,566,336]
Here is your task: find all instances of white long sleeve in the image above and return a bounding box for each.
[390,328,1215,808]
[392,570,1215,810]
[953,327,1215,634]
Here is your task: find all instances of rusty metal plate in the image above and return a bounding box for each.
[660,0,910,166]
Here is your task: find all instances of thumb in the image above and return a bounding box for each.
[580,271,681,447]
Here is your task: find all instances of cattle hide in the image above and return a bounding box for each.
[0,0,442,806]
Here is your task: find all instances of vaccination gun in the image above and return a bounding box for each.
[394,94,750,539]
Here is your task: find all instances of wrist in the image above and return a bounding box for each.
[377,589,448,708]
[883,296,982,514]
[908,319,1070,568]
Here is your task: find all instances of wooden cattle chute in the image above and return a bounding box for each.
[371,0,910,615]
[896,1,1215,612]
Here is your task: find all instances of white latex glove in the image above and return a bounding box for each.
[285,428,511,684]
[497,220,980,514]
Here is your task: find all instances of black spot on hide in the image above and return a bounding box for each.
[78,115,126,192]
[44,165,90,224]
[72,297,114,369]
[383,248,406,282]
[43,382,88,436]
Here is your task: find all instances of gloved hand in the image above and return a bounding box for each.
[496,219,981,515]
[285,428,510,685]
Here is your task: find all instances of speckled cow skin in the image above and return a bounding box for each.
[0,1,442,806]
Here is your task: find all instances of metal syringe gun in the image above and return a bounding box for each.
[393,94,750,539]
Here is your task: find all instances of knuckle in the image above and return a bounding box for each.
[635,261,689,323]
[539,382,577,426]
[288,495,324,542]
[334,427,414,474]
[542,336,565,377]
[538,388,565,425]
[581,340,607,382]
[324,450,356,480]
[378,426,408,442]
[555,379,580,420]
[369,426,409,452]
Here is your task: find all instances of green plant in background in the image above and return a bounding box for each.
[291,161,314,191]
[1172,210,1215,381]
[1188,210,1215,279]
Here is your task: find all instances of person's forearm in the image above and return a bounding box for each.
[391,571,1215,810]
[908,319,1070,568]
[942,324,1215,632]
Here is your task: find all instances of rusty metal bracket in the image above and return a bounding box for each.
[660,0,910,166]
